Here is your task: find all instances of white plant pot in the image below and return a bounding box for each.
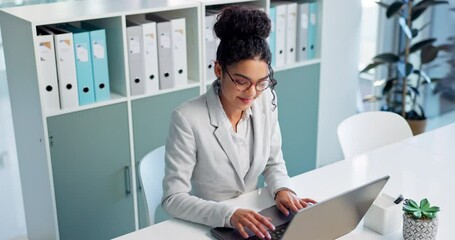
[403,213,438,240]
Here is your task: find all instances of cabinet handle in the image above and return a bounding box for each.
[124,166,131,195]
[136,162,142,191]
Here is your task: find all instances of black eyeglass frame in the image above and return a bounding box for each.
[221,65,272,92]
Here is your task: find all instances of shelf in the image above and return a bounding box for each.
[274,58,321,72]
[130,80,200,100]
[199,0,266,7]
[45,80,201,116]
[2,0,200,25]
[46,93,127,117]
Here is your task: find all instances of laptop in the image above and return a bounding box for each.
[210,175,390,240]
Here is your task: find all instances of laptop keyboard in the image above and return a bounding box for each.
[245,223,289,240]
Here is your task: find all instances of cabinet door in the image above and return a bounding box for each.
[47,103,134,240]
[275,63,320,176]
[131,87,199,228]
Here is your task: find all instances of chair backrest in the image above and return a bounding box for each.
[337,111,413,159]
[138,145,167,225]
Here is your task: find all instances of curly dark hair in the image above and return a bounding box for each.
[214,5,277,108]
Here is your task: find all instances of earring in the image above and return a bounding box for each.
[214,78,221,94]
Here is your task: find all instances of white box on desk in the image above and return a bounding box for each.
[364,193,402,235]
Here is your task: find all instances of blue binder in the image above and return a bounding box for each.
[307,2,318,59]
[60,24,95,105]
[82,23,110,102]
[269,7,276,68]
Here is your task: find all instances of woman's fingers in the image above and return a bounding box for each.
[232,209,274,239]
[303,198,318,204]
[299,198,310,207]
[247,213,273,239]
[276,191,319,217]
[277,202,290,216]
[243,219,267,239]
[287,200,299,213]
[235,222,249,239]
[258,215,276,232]
[293,198,304,210]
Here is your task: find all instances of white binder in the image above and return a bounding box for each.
[147,15,175,90]
[205,13,217,84]
[126,22,146,96]
[156,20,175,89]
[168,17,187,87]
[150,13,188,88]
[36,26,61,113]
[297,2,309,62]
[47,26,79,109]
[269,6,277,67]
[128,16,160,94]
[270,2,287,67]
[285,2,298,64]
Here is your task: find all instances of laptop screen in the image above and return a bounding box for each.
[211,175,390,240]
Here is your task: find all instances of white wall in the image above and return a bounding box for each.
[317,0,362,167]
[0,69,27,240]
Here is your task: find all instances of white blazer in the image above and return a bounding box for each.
[162,83,294,227]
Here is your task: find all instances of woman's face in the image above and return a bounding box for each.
[215,58,270,115]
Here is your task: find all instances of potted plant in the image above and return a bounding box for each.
[360,0,452,135]
[402,198,440,240]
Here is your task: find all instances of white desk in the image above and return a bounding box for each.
[115,123,455,240]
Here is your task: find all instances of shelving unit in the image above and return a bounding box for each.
[199,0,269,89]
[0,0,323,238]
[271,0,323,176]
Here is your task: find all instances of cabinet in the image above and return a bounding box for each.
[276,63,321,176]
[47,103,134,240]
[0,0,322,239]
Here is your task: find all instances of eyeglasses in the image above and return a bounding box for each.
[222,65,272,92]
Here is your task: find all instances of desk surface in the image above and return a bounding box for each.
[115,123,455,240]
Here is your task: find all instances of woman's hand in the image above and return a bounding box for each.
[275,189,317,216]
[231,208,275,239]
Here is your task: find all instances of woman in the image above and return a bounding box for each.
[162,5,316,239]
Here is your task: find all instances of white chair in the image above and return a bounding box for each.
[138,145,170,225]
[337,111,413,159]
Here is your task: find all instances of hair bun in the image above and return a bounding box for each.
[214,5,271,41]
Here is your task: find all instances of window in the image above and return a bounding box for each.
[359,0,380,79]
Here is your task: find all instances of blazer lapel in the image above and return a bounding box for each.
[206,86,245,186]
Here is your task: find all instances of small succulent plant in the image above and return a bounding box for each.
[403,198,440,219]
